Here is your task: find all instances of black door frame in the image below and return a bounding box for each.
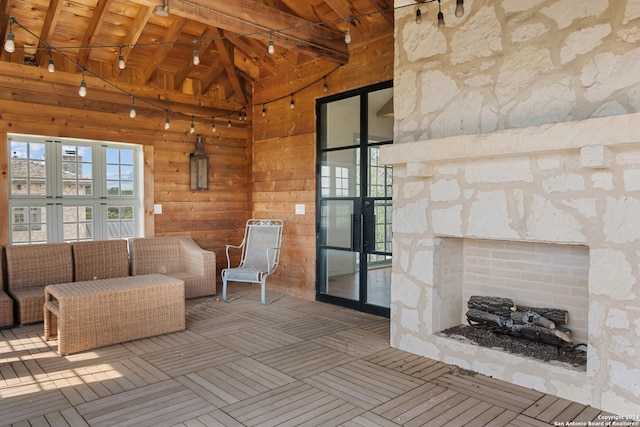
[315,80,393,317]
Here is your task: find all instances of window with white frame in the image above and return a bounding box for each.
[8,134,142,244]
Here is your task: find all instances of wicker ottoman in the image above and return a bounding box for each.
[0,291,13,328]
[44,274,185,355]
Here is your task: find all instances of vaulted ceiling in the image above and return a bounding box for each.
[0,0,394,121]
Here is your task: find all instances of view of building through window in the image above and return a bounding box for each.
[8,134,142,244]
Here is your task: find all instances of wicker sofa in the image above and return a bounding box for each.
[0,247,13,329]
[2,236,215,327]
[129,236,216,299]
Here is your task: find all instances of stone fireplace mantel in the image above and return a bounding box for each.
[380,113,640,415]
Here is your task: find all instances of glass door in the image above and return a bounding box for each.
[316,82,393,317]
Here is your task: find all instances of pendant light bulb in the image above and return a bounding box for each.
[323,79,328,93]
[129,104,136,119]
[211,117,216,132]
[79,71,87,97]
[190,116,195,134]
[415,8,422,24]
[227,117,232,128]
[344,27,351,45]
[261,105,266,117]
[268,34,275,55]
[455,0,465,17]
[48,57,55,73]
[192,49,200,65]
[437,0,445,28]
[164,111,170,130]
[290,96,295,109]
[118,46,126,69]
[4,30,15,53]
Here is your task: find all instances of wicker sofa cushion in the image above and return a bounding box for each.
[129,238,181,275]
[72,240,130,281]
[6,243,73,289]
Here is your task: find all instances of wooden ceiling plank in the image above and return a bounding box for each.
[362,0,394,27]
[128,0,348,64]
[212,28,247,105]
[0,60,241,115]
[140,16,187,83]
[77,0,114,67]
[199,60,226,97]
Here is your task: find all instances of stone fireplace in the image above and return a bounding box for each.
[380,113,640,414]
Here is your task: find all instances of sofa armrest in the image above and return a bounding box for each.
[178,237,216,279]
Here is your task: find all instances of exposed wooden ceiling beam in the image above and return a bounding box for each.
[212,28,247,105]
[141,16,187,83]
[115,5,153,76]
[129,0,349,64]
[77,0,114,67]
[34,0,62,66]
[363,0,394,27]
[0,60,242,115]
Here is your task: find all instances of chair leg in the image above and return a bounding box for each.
[222,274,228,302]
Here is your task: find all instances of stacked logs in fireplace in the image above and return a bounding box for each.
[466,295,573,346]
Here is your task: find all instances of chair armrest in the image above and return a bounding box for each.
[266,246,281,274]
[225,243,244,270]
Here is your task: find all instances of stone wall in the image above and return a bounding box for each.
[382,115,640,415]
[394,0,640,142]
[388,0,640,414]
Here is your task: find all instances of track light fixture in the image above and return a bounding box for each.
[153,0,169,17]
[4,17,15,53]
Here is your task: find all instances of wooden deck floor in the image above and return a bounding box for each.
[0,284,610,426]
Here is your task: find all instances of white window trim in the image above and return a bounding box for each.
[7,133,144,244]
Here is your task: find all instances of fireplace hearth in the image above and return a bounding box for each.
[441,324,587,367]
[381,113,640,414]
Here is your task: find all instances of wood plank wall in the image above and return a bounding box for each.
[251,35,394,300]
[0,91,251,282]
[0,34,392,298]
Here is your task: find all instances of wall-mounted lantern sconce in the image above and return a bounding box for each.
[190,134,209,190]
